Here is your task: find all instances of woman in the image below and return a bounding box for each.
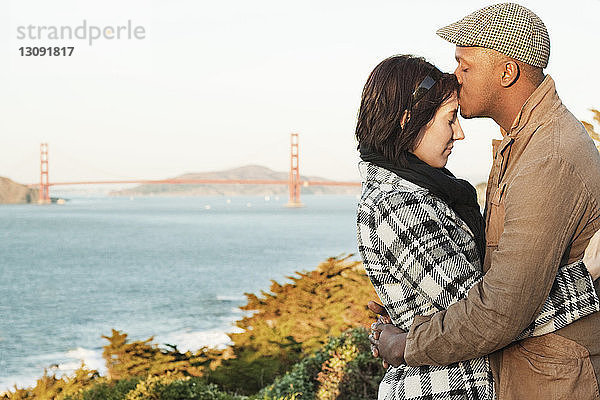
[355,55,600,400]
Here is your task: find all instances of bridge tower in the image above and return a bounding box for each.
[39,143,50,204]
[286,133,303,207]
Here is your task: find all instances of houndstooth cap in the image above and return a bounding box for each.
[436,3,550,68]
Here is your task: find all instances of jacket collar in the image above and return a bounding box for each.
[508,74,563,139]
[358,161,424,192]
[358,161,476,238]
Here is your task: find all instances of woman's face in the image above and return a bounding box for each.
[411,92,464,168]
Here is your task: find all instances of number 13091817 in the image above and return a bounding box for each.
[19,47,74,56]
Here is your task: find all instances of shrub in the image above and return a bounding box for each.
[102,330,220,380]
[62,378,140,400]
[62,375,245,400]
[2,365,102,400]
[260,328,384,400]
[207,255,379,394]
[123,374,244,400]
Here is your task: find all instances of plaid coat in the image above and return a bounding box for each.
[357,162,600,400]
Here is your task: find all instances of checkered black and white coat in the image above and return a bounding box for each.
[356,162,600,400]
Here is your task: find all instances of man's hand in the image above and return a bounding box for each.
[367,301,407,368]
[369,321,407,368]
[583,229,600,281]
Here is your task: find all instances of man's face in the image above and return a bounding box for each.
[453,46,496,119]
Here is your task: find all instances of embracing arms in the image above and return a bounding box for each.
[362,160,600,367]
[401,158,600,366]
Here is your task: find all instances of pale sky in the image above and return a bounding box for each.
[1,0,599,186]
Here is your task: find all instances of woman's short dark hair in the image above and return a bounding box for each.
[355,55,459,166]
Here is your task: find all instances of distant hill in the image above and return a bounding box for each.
[0,177,38,204]
[110,165,360,197]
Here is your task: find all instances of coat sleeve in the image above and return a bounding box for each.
[404,157,596,366]
[519,260,598,339]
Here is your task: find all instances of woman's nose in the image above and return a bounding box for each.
[453,119,465,141]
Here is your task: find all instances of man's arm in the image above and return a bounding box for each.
[404,157,590,366]
[371,259,599,367]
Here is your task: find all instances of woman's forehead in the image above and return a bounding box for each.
[440,93,459,110]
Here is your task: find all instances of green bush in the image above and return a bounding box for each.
[260,328,384,400]
[2,365,102,400]
[62,376,245,400]
[124,375,246,400]
[62,378,140,400]
[101,330,215,380]
[151,378,244,400]
[209,256,379,395]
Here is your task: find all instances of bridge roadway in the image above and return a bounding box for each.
[43,179,361,187]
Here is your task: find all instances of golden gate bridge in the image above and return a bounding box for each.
[31,133,361,207]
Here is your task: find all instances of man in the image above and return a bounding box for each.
[370,3,600,398]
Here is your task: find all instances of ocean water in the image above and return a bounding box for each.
[0,195,360,392]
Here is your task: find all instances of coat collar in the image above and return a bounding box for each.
[508,74,563,139]
[491,75,563,162]
[358,161,476,238]
[358,161,425,192]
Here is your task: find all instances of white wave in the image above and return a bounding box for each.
[216,295,246,301]
[1,374,39,395]
[55,361,82,372]
[157,329,233,351]
[0,347,106,395]
[63,347,106,373]
[229,326,244,334]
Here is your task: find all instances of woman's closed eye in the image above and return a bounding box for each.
[448,111,458,126]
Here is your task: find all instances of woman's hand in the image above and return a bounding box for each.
[368,300,392,324]
[583,229,600,281]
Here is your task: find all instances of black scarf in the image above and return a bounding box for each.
[360,144,486,261]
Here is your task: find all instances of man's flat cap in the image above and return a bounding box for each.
[436,2,550,68]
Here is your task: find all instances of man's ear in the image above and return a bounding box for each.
[500,61,520,88]
[400,110,410,129]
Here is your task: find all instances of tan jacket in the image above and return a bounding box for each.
[404,75,600,399]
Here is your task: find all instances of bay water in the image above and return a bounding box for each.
[0,195,360,392]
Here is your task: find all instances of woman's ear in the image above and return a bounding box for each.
[400,110,410,129]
